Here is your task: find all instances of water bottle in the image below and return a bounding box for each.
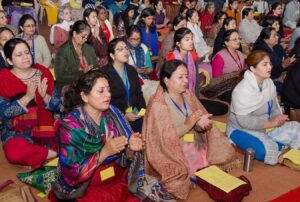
[243,148,255,172]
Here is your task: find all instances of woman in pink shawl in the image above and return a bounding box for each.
[142,60,237,200]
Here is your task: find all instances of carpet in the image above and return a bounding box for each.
[269,186,300,202]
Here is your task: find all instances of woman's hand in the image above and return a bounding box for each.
[102,132,128,158]
[196,114,213,130]
[125,112,141,122]
[26,79,38,100]
[184,110,202,131]
[129,132,144,151]
[38,78,48,99]
[270,115,289,127]
[282,55,296,68]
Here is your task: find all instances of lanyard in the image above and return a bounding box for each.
[169,95,188,118]
[114,65,130,106]
[258,85,273,120]
[227,49,243,70]
[128,48,138,68]
[31,39,35,64]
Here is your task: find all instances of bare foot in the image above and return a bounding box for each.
[47,149,57,160]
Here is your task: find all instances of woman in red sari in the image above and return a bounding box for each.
[0,38,61,168]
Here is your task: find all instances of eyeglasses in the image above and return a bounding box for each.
[129,37,141,42]
[229,37,242,42]
[23,24,35,28]
[79,34,89,40]
[115,46,129,52]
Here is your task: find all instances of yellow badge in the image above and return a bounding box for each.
[126,106,133,113]
[138,108,146,116]
[100,166,115,181]
[45,157,59,167]
[37,192,47,198]
[266,128,274,133]
[183,133,194,142]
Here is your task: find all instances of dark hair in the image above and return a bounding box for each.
[222,29,238,46]
[186,9,197,21]
[4,38,31,70]
[138,8,156,33]
[69,20,91,38]
[271,2,282,12]
[262,16,279,28]
[254,27,276,47]
[0,27,14,37]
[108,38,126,61]
[222,16,235,28]
[173,27,192,49]
[18,14,36,34]
[115,6,135,31]
[179,5,188,15]
[126,25,141,38]
[242,7,253,18]
[246,50,269,70]
[213,11,226,23]
[228,0,238,10]
[83,7,99,22]
[160,59,187,92]
[64,69,109,113]
[205,2,215,12]
[172,15,186,30]
[154,0,162,7]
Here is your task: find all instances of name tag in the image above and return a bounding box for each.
[126,106,133,113]
[100,166,115,181]
[183,133,194,142]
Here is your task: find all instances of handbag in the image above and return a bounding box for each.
[17,166,57,194]
[196,175,252,202]
[0,180,36,202]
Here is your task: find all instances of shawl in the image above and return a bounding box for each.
[231,70,280,115]
[138,24,159,56]
[173,49,196,93]
[143,86,236,200]
[49,20,74,44]
[127,41,145,68]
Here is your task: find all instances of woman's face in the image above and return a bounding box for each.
[272,21,280,32]
[144,15,154,26]
[165,65,189,94]
[111,41,129,63]
[265,30,279,47]
[273,5,282,16]
[0,12,8,26]
[225,32,241,50]
[128,10,135,19]
[156,1,164,11]
[208,5,215,14]
[225,19,237,30]
[181,8,188,17]
[218,14,226,24]
[0,30,14,49]
[21,19,36,36]
[128,31,141,47]
[174,19,187,30]
[98,8,107,22]
[82,77,111,112]
[251,56,272,81]
[190,11,199,24]
[185,1,191,9]
[177,32,194,51]
[230,1,238,10]
[73,28,90,46]
[246,10,254,20]
[144,0,150,6]
[7,43,32,70]
[86,11,98,27]
[62,8,72,22]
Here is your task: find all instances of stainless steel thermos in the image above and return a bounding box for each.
[243,148,255,172]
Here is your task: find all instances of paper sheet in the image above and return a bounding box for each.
[283,149,300,165]
[100,166,115,181]
[195,166,246,193]
[138,108,146,116]
[183,133,194,142]
[213,120,227,133]
[45,158,59,167]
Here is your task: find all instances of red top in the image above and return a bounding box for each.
[100,25,110,43]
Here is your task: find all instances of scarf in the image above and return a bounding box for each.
[127,42,145,68]
[231,70,280,115]
[50,20,74,44]
[173,49,196,93]
[139,24,158,56]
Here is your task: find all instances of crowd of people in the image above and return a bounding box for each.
[0,0,300,201]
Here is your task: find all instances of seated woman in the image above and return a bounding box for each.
[18,14,52,68]
[225,0,241,26]
[186,8,212,58]
[84,7,109,67]
[126,25,152,79]
[54,20,98,94]
[227,50,300,165]
[200,2,215,37]
[101,38,146,133]
[253,27,295,91]
[143,59,236,200]
[0,27,14,69]
[0,10,17,35]
[97,5,114,43]
[51,70,143,201]
[114,6,135,39]
[266,2,284,37]
[0,38,60,168]
[239,7,262,44]
[207,11,226,44]
[210,29,245,103]
[154,0,170,35]
[166,28,228,115]
[50,5,74,55]
[137,8,159,56]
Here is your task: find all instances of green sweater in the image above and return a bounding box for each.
[54,39,98,94]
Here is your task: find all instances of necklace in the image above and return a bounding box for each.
[11,68,37,80]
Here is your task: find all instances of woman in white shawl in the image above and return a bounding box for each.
[186,9,212,58]
[227,50,300,166]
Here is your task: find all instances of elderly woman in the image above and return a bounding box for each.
[0,38,60,168]
[54,20,98,94]
[101,38,146,133]
[0,27,14,69]
[227,50,300,166]
[19,14,52,68]
[49,5,74,54]
[143,59,236,200]
[51,70,143,201]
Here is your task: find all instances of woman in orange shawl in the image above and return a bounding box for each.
[142,59,236,200]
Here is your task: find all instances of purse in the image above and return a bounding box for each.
[0,180,36,202]
[196,175,252,202]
